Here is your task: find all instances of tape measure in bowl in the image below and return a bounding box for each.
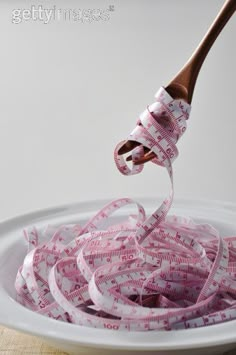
[15,88,236,330]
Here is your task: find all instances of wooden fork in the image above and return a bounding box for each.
[118,0,236,165]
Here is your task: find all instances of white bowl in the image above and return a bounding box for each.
[1,197,236,355]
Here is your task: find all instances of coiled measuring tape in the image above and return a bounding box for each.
[15,87,236,331]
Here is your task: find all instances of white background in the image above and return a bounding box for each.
[0,0,235,220]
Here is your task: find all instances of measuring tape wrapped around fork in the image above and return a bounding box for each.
[15,87,236,331]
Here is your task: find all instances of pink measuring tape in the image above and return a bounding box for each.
[15,87,236,331]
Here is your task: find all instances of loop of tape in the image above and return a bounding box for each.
[15,88,236,331]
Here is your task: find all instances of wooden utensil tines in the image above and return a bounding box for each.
[118,0,236,165]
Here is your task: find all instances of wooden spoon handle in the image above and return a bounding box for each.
[166,0,236,104]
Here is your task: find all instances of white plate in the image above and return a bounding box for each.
[1,197,236,355]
